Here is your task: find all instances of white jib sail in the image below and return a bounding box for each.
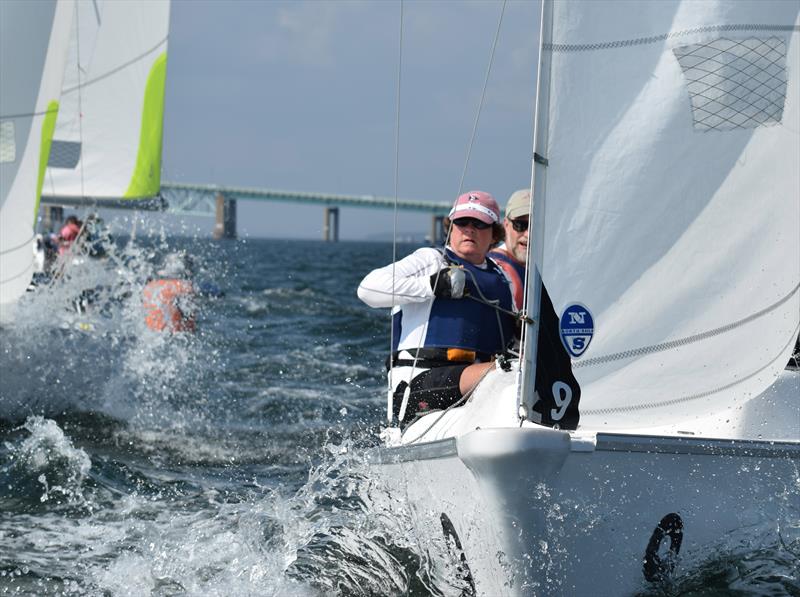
[0,0,74,310]
[43,0,171,201]
[533,0,800,429]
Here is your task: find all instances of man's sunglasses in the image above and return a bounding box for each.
[510,218,529,232]
[452,217,492,230]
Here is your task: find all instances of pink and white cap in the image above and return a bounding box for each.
[448,191,500,225]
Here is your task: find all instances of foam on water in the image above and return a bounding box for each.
[1,233,797,595]
[2,417,91,509]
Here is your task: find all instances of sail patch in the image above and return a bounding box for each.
[559,303,594,358]
[674,37,787,131]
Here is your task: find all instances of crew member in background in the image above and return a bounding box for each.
[143,252,196,333]
[489,187,583,429]
[58,215,83,255]
[358,191,515,425]
[489,188,530,310]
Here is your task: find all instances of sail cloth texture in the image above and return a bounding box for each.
[43,0,170,201]
[0,0,74,309]
[540,0,800,428]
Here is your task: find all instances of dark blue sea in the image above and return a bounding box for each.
[0,234,797,596]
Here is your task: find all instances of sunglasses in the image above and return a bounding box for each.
[510,218,529,232]
[452,217,492,230]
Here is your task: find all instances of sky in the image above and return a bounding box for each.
[159,0,541,240]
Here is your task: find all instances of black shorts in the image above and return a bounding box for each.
[393,363,470,424]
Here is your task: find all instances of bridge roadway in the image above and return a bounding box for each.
[41,181,451,241]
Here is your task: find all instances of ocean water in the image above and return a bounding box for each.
[0,234,797,596]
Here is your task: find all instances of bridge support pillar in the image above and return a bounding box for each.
[323,207,339,242]
[41,205,64,233]
[431,215,445,246]
[214,193,237,239]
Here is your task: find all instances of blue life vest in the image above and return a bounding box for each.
[391,249,514,356]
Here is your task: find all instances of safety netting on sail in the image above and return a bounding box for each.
[539,0,800,428]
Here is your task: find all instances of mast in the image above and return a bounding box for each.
[518,0,554,422]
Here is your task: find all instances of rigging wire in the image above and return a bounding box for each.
[388,0,405,425]
[395,0,508,427]
[48,1,92,286]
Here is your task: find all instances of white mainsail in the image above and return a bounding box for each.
[43,0,171,201]
[528,0,800,428]
[0,0,74,311]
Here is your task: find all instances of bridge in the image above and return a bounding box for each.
[41,181,451,242]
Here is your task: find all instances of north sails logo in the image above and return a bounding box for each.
[468,194,479,201]
[559,303,594,358]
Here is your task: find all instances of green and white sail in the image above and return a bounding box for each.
[43,0,171,202]
[0,0,74,311]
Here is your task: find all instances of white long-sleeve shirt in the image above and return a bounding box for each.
[357,247,444,307]
[359,246,507,353]
[357,247,447,351]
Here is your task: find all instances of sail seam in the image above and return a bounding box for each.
[0,233,35,257]
[60,37,168,95]
[0,257,34,286]
[583,322,800,415]
[0,107,60,120]
[574,281,800,369]
[546,24,800,53]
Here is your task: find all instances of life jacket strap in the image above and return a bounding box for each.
[386,348,490,370]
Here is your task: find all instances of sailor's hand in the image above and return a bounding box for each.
[430,266,465,299]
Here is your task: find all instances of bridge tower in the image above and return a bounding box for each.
[213,193,237,239]
[323,207,340,242]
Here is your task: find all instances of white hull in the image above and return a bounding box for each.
[369,369,800,595]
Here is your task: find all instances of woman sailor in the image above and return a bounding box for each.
[358,191,515,425]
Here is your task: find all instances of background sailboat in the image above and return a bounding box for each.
[0,0,74,315]
[42,0,170,206]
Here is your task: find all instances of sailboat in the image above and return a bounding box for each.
[369,1,799,594]
[37,0,171,320]
[0,1,74,319]
[42,0,170,208]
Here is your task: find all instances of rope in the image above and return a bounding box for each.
[396,0,508,425]
[574,281,800,369]
[388,0,404,424]
[460,266,507,350]
[583,321,800,416]
[456,0,507,197]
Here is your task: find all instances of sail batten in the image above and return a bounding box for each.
[531,0,800,428]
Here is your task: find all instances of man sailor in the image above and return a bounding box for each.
[488,188,530,310]
[489,187,584,430]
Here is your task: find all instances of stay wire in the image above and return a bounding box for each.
[48,2,91,288]
[396,0,508,425]
[388,0,405,424]
[455,0,507,199]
